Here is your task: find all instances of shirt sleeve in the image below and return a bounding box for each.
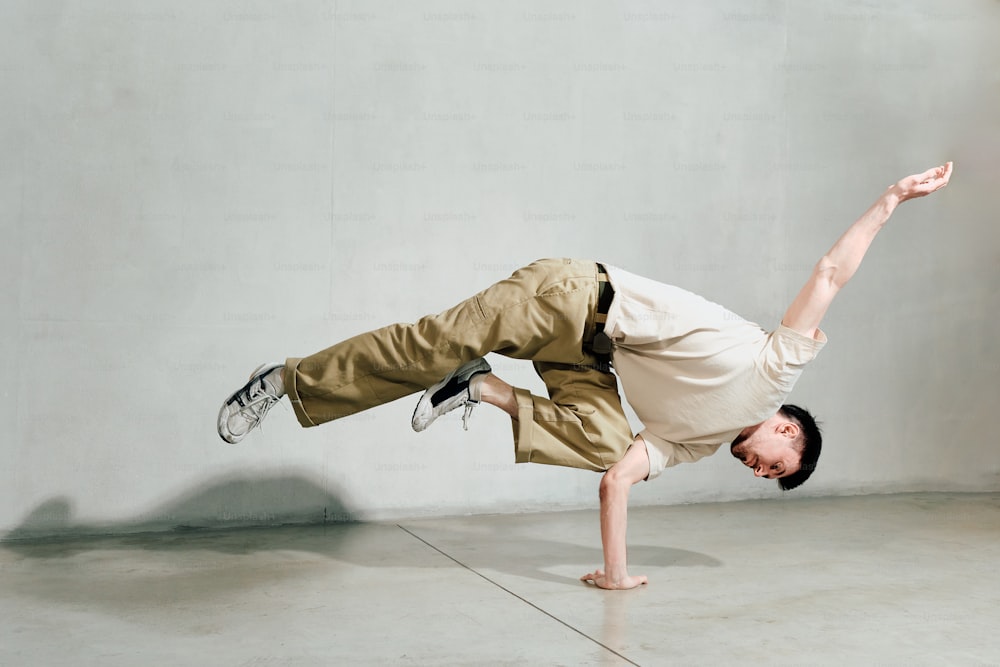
[639,430,723,480]
[760,324,828,389]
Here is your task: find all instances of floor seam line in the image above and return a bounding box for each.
[396,524,641,667]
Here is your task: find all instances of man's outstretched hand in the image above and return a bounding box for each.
[580,568,648,590]
[889,161,953,203]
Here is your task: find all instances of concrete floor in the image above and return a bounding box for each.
[2,493,999,666]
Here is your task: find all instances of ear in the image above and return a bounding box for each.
[777,421,801,440]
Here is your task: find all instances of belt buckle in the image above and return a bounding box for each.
[591,331,613,355]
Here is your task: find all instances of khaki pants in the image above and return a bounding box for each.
[284,258,633,471]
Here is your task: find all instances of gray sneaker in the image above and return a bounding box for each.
[218,363,285,443]
[411,358,491,432]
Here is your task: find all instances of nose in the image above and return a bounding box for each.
[753,465,767,478]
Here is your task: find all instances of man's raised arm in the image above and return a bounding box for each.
[781,162,953,339]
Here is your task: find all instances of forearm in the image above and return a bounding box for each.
[581,442,650,590]
[781,163,951,338]
[819,191,900,289]
[599,479,630,580]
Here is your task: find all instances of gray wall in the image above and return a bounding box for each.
[3,0,999,539]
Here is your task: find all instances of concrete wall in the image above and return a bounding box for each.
[3,0,998,539]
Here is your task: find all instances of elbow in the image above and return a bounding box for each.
[599,469,628,501]
[815,255,837,277]
[815,256,846,291]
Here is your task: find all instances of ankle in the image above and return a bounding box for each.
[478,374,517,418]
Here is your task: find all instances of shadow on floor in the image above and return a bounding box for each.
[1,472,722,594]
[399,520,722,587]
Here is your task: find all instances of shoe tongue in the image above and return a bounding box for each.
[467,372,486,401]
[264,367,286,397]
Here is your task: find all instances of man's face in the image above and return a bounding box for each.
[730,414,803,480]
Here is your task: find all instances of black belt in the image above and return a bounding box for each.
[590,264,614,357]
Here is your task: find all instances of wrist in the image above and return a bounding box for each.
[602,562,628,581]
[882,188,903,209]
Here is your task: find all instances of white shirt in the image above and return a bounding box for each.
[603,265,827,479]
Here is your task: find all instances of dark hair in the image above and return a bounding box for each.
[777,404,822,491]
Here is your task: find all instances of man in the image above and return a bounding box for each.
[218,162,953,590]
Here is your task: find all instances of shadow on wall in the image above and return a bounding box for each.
[1,471,357,545]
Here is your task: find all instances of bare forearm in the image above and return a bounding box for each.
[781,163,952,339]
[599,481,630,580]
[819,192,900,289]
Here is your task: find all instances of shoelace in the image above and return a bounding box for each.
[461,397,479,431]
[238,378,280,429]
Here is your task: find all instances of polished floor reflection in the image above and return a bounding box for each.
[2,493,999,666]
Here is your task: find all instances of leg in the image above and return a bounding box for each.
[284,258,600,427]
[506,357,633,471]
